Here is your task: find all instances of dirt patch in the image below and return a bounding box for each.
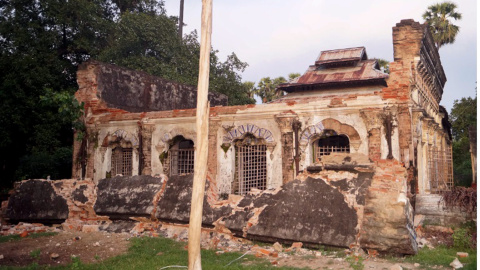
[0,231,129,267]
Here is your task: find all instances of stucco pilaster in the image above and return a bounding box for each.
[207,117,221,181]
[274,112,297,184]
[360,109,382,161]
[139,121,155,176]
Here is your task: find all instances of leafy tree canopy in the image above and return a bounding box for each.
[373,58,390,74]
[0,0,252,187]
[450,96,476,141]
[253,73,300,103]
[423,1,462,49]
[450,96,476,186]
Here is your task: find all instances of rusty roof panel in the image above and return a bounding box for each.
[295,60,387,84]
[277,47,388,92]
[278,59,388,92]
[316,47,366,65]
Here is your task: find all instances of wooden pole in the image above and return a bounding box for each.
[178,0,184,39]
[188,0,212,269]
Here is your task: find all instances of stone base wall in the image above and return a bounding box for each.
[415,194,476,227]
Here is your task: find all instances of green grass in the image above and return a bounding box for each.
[0,232,58,243]
[29,249,41,260]
[0,234,21,243]
[0,236,307,270]
[1,233,476,270]
[403,245,477,269]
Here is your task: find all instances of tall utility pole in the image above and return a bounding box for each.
[187,0,212,269]
[178,0,184,39]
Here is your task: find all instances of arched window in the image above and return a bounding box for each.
[233,134,267,195]
[313,129,350,162]
[111,146,133,176]
[169,137,195,175]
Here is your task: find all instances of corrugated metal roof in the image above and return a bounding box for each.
[278,47,388,92]
[315,47,366,65]
[297,60,386,84]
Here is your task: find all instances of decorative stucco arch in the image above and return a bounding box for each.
[102,129,139,147]
[222,123,275,144]
[159,128,197,146]
[299,118,361,151]
[98,129,140,179]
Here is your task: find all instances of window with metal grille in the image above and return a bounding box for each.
[233,135,267,195]
[111,147,133,176]
[313,130,350,162]
[428,145,453,193]
[169,139,194,175]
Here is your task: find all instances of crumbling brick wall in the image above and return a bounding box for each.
[360,159,416,254]
[76,60,228,113]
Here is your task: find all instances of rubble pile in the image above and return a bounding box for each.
[0,222,61,236]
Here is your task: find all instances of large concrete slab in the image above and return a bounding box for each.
[6,180,68,224]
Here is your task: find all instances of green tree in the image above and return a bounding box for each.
[0,0,252,188]
[209,52,255,105]
[0,0,104,184]
[255,73,299,103]
[288,73,301,80]
[373,58,390,74]
[256,77,286,103]
[450,96,476,186]
[242,81,256,99]
[423,1,462,49]
[98,12,254,106]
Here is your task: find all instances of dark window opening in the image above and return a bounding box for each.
[313,130,350,162]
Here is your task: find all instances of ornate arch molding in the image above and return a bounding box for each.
[221,124,276,157]
[102,129,139,148]
[156,127,196,153]
[161,128,196,145]
[222,123,275,144]
[299,118,361,151]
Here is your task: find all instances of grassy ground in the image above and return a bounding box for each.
[0,236,305,270]
[403,246,477,269]
[0,231,476,270]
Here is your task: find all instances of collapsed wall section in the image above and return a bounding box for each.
[360,159,417,254]
[5,179,109,231]
[2,156,417,254]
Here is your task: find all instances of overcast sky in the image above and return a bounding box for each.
[163,0,477,112]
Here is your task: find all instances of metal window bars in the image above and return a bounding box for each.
[314,145,350,162]
[111,147,133,176]
[234,144,267,195]
[169,148,195,175]
[428,145,454,193]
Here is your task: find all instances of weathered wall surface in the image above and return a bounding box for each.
[77,60,227,113]
[5,179,109,231]
[360,159,417,254]
[6,180,68,224]
[94,175,165,219]
[239,176,361,247]
[415,194,475,227]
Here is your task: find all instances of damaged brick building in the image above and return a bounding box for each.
[6,20,456,254]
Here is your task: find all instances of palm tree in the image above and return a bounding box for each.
[423,1,462,49]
